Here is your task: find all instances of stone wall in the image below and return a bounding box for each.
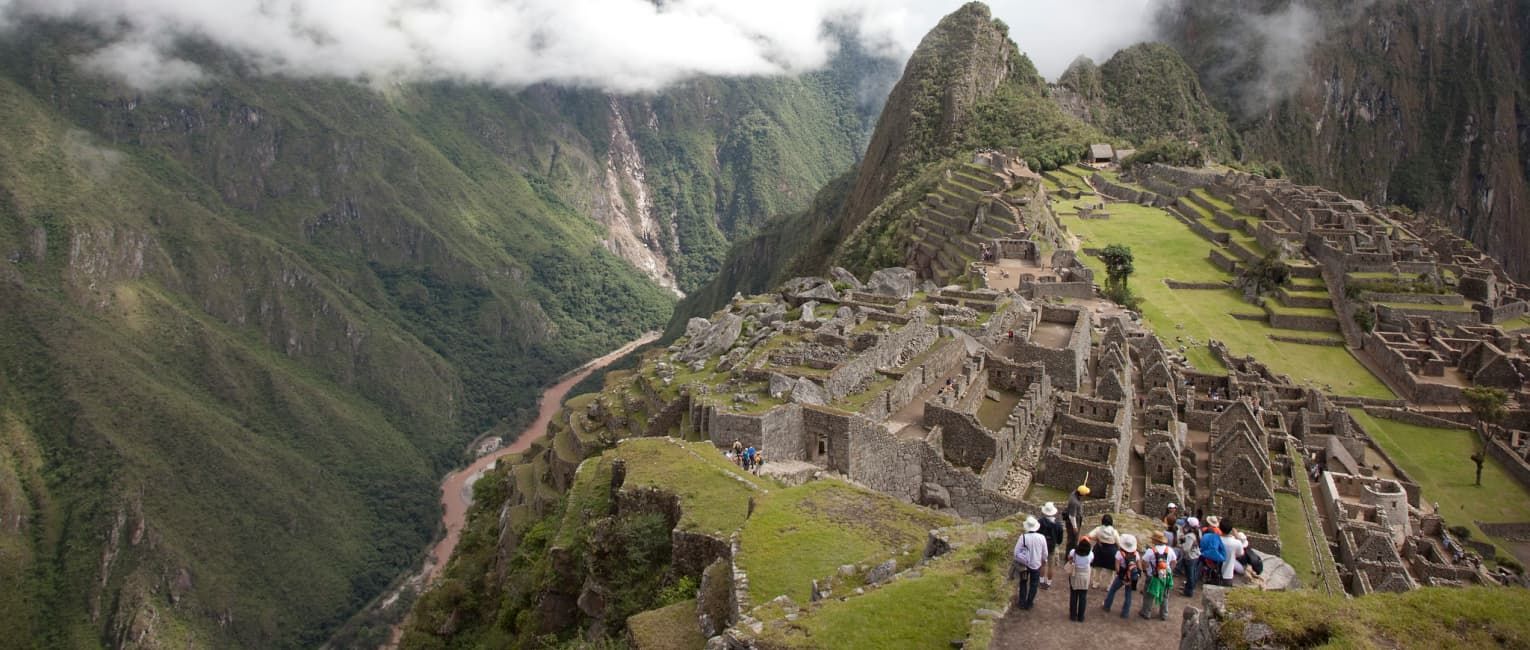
[925,402,996,472]
[824,319,938,400]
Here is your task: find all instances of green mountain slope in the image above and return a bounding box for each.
[671,2,1107,325]
[1054,43,1235,157]
[0,26,889,649]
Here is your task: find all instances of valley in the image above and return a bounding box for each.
[2,0,1529,648]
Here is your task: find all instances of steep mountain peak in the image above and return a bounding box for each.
[838,1,1025,239]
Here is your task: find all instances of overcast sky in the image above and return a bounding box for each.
[0,0,1159,91]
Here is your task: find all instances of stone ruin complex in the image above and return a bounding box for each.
[576,153,1529,637]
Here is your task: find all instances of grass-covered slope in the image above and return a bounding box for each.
[1220,586,1530,649]
[0,24,889,648]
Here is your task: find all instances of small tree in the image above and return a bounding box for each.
[1242,251,1291,296]
[1464,386,1508,486]
[1463,386,1509,425]
[1100,244,1135,290]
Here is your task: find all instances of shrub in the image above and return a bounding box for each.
[1447,525,1472,540]
[1122,138,1205,171]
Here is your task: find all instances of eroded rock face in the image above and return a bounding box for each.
[867,267,917,299]
[865,559,897,585]
[677,314,743,363]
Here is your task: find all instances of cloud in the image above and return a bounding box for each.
[0,0,1160,92]
[77,39,206,91]
[1155,0,1376,116]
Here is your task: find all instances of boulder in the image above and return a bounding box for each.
[1254,551,1298,591]
[676,314,744,364]
[868,267,917,299]
[830,266,864,290]
[920,482,951,509]
[768,373,795,399]
[717,346,749,372]
[790,377,828,406]
[800,300,819,323]
[796,282,840,303]
[685,317,711,338]
[865,559,897,585]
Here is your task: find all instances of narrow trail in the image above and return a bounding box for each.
[989,580,1191,650]
[423,331,660,582]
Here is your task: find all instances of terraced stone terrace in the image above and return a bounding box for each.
[1053,194,1393,398]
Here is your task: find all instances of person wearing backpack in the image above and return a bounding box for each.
[1101,534,1141,618]
[1140,530,1177,620]
[1038,502,1065,589]
[1011,516,1049,610]
[1085,514,1119,588]
[1179,516,1201,597]
[1199,516,1227,586]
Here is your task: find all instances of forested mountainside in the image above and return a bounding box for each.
[1053,43,1236,159]
[1159,0,1530,281]
[0,23,890,648]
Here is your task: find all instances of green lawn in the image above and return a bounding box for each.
[615,438,771,535]
[1273,492,1319,588]
[1503,315,1530,332]
[737,479,955,603]
[1224,586,1530,649]
[1062,203,1394,397]
[1350,410,1530,560]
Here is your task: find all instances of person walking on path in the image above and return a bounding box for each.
[1102,534,1141,618]
[1163,503,1179,535]
[1086,514,1119,588]
[753,449,766,475]
[1066,539,1094,622]
[1140,531,1177,620]
[1039,502,1065,589]
[1065,485,1087,548]
[1199,516,1227,587]
[1179,517,1201,597]
[1012,516,1049,610]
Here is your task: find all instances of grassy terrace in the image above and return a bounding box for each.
[1377,301,1475,312]
[754,521,1012,650]
[1059,198,1394,397]
[1222,587,1530,649]
[1349,410,1530,562]
[1504,315,1530,332]
[737,479,955,604]
[562,438,768,541]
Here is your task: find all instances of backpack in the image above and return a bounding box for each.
[1151,545,1171,578]
[1116,551,1140,580]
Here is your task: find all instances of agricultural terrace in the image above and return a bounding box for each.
[1055,196,1395,398]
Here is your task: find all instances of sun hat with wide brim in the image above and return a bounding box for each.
[1041,502,1058,516]
[1119,534,1138,553]
[1206,516,1221,528]
[1151,530,1168,544]
[1024,516,1041,532]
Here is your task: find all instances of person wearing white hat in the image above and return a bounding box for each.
[1085,514,1120,588]
[1012,516,1049,610]
[1039,502,1065,588]
[1102,533,1141,618]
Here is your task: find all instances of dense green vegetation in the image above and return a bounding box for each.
[403,439,767,649]
[0,23,890,648]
